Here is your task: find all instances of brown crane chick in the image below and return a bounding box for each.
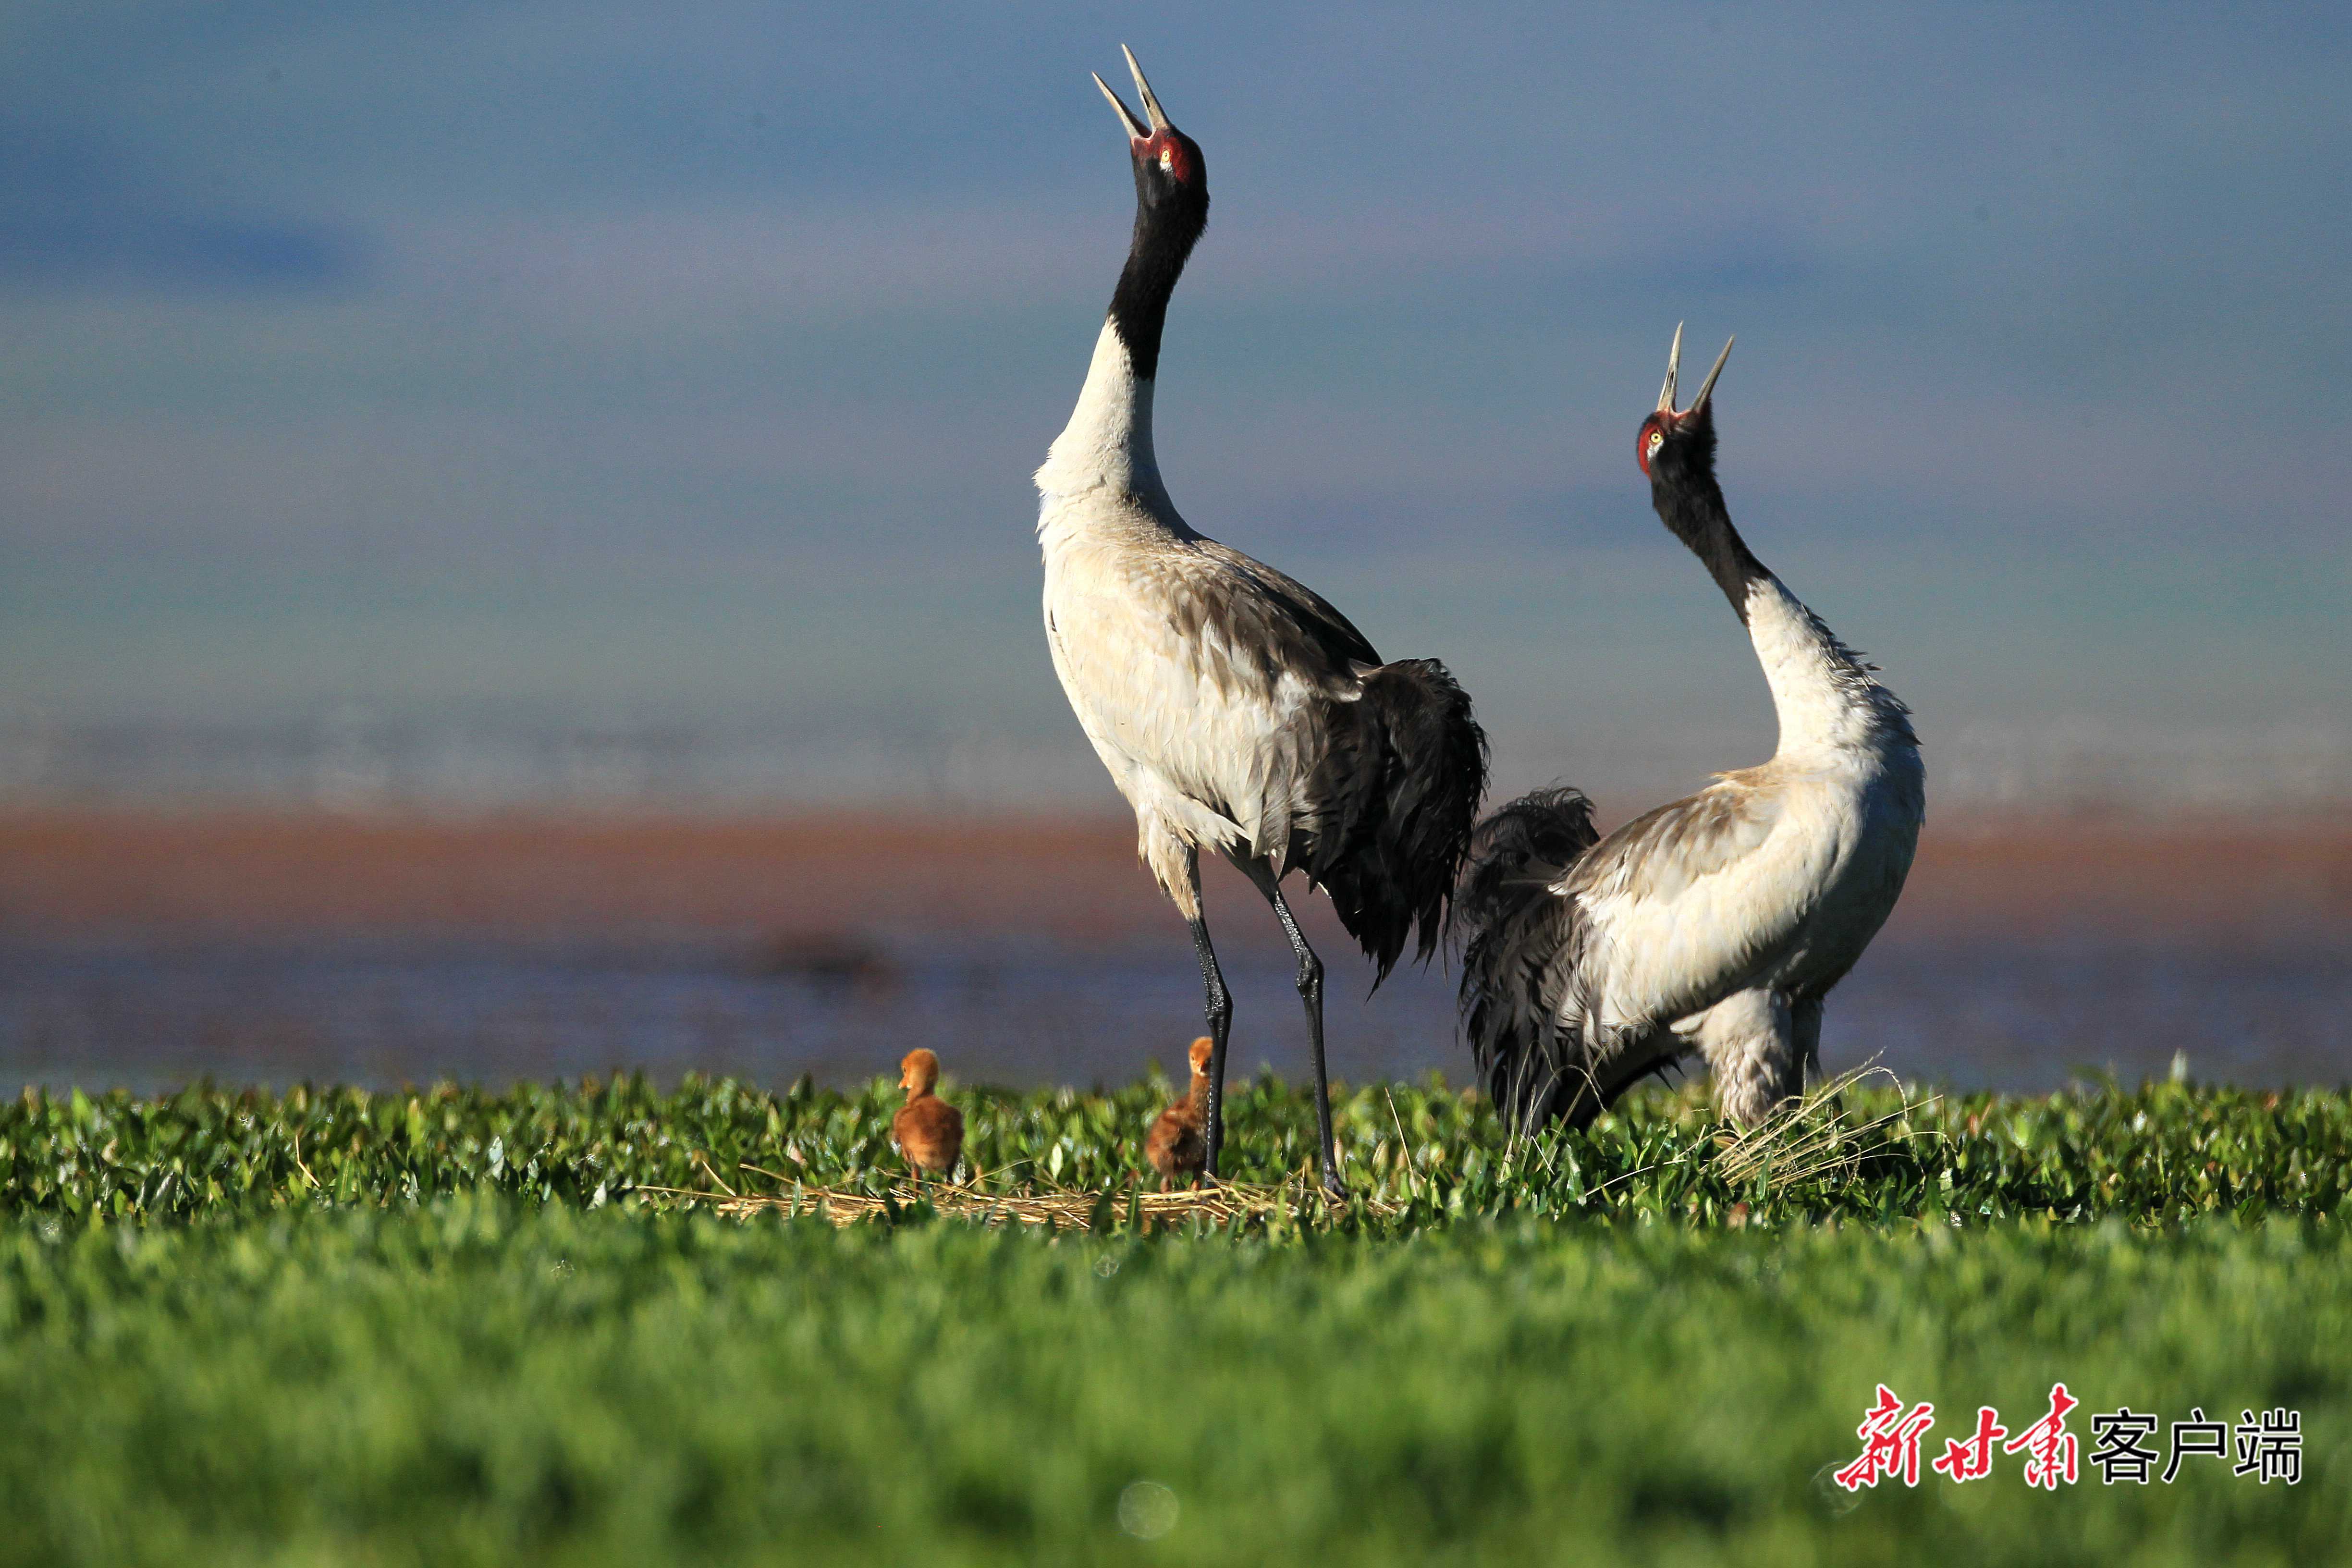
[1145,1037,1215,1188]
[891,1048,963,1186]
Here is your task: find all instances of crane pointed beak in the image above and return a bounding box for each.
[1093,71,1148,141]
[1688,336,1735,416]
[1122,44,1173,132]
[1656,322,1684,413]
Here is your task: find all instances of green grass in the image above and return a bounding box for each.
[5,1072,2346,1227]
[1,1076,2346,1566]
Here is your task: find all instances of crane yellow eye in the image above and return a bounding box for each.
[1647,432,1664,456]
[1159,147,1175,174]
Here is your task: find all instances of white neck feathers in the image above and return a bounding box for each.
[1036,319,1171,514]
[1743,575,1914,763]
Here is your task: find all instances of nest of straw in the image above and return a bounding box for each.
[630,1065,1930,1227]
[637,1160,1402,1230]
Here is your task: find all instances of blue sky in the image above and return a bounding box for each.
[3,3,2347,808]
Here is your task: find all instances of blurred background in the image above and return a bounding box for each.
[3,3,2347,1096]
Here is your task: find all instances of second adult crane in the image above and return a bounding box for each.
[1455,330,1923,1131]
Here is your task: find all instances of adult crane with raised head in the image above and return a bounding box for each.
[1455,329,1922,1131]
[1037,49,1487,1194]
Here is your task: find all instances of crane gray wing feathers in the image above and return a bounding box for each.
[1458,777,1813,1129]
[1565,776,1803,1034]
[1568,779,1782,906]
[1043,533,1382,859]
[1178,540,1382,695]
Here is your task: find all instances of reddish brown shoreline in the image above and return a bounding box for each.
[2,809,2347,949]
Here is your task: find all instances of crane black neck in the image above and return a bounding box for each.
[1106,165,1208,383]
[1649,423,1768,624]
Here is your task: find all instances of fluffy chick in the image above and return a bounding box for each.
[1145,1036,1215,1188]
[891,1048,963,1182]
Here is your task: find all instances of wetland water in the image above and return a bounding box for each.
[5,811,2345,1096]
[4,931,2343,1096]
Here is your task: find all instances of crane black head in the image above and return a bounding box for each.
[1636,322,1733,480]
[1094,46,1208,221]
[1095,46,1208,380]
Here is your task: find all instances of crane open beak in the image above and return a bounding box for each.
[1092,44,1171,142]
[1124,46,1173,131]
[1656,324,1735,417]
[1690,335,1733,416]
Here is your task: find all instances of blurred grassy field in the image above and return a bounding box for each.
[1,1076,2346,1565]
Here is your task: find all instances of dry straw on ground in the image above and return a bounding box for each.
[637,1158,1404,1231]
[1710,1061,1938,1193]
[633,1064,1931,1227]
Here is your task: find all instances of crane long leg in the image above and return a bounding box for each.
[1261,876,1343,1198]
[1792,995,1825,1081]
[1182,849,1234,1180]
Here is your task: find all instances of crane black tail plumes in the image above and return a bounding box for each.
[1301,659,1488,986]
[1451,785,1601,1132]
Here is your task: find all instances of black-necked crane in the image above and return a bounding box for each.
[1454,328,1923,1131]
[1037,49,1487,1194]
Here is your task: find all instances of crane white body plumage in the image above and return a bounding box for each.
[1557,578,1919,1122]
[1039,322,1365,912]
